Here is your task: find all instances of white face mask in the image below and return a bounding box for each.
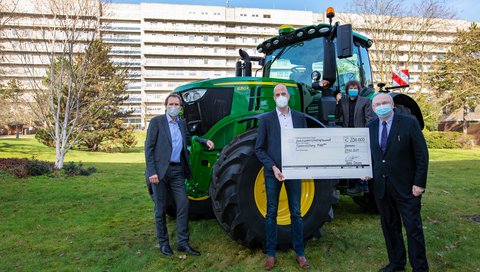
[275,95,289,108]
[167,106,180,117]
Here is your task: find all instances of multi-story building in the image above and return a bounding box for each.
[1,0,475,128]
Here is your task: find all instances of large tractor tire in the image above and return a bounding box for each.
[166,194,215,220]
[210,129,338,249]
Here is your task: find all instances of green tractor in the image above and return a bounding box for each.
[169,10,424,249]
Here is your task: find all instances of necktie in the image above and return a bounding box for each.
[380,121,388,153]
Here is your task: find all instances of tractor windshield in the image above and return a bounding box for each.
[263,37,373,91]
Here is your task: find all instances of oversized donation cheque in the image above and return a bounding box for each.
[281,128,373,179]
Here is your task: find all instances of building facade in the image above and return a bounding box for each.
[0,0,475,128]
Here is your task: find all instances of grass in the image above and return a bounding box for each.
[1,135,479,271]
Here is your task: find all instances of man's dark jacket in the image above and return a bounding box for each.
[367,112,429,199]
[255,109,307,178]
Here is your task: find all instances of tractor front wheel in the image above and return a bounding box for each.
[210,129,337,249]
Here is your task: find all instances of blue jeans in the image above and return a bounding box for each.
[265,176,304,257]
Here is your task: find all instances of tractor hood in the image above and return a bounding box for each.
[173,76,299,93]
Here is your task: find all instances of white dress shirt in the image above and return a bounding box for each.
[276,107,293,129]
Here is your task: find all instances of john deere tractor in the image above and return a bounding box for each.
[169,9,424,249]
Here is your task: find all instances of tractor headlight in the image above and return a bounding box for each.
[182,89,207,103]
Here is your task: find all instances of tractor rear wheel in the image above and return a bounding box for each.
[210,129,338,249]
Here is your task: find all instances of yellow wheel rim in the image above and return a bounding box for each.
[253,167,315,225]
[188,195,210,201]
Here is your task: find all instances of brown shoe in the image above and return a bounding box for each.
[296,256,310,270]
[264,256,276,271]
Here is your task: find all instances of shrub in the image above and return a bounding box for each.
[0,158,53,178]
[35,129,55,147]
[28,159,54,176]
[63,161,96,176]
[423,131,474,149]
[10,163,30,178]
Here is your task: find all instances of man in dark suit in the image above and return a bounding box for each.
[145,94,214,256]
[255,84,310,270]
[363,93,429,272]
[336,80,375,195]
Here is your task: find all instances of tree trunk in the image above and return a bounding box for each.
[55,148,66,169]
[463,105,468,135]
[462,118,468,135]
[15,125,19,139]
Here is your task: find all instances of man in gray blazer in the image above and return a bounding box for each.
[336,80,375,195]
[145,94,214,256]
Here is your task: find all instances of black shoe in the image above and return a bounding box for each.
[378,264,405,272]
[160,244,174,256]
[347,186,363,196]
[178,244,200,256]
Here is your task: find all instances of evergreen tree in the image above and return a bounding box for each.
[429,23,480,134]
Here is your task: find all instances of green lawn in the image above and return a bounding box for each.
[1,135,479,271]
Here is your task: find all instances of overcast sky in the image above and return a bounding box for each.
[111,0,478,22]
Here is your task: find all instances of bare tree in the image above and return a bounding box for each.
[340,0,456,91]
[12,0,105,168]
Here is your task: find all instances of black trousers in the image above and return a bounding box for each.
[375,178,429,272]
[149,164,190,247]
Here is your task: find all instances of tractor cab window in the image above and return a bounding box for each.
[264,37,373,92]
[264,38,326,87]
[335,44,373,92]
[336,45,361,91]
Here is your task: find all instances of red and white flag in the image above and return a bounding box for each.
[392,69,409,87]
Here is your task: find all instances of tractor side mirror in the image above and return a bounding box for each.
[323,39,337,87]
[337,24,353,59]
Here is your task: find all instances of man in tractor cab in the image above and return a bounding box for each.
[335,79,375,195]
[145,94,214,257]
[255,84,310,270]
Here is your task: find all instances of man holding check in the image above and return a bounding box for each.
[363,93,429,272]
[255,84,310,270]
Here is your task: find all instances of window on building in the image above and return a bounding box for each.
[263,14,271,18]
[204,59,208,64]
[203,35,208,42]
[214,36,220,42]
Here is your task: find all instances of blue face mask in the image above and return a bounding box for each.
[348,89,358,97]
[374,104,393,118]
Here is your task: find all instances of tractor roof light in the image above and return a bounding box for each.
[278,24,294,35]
[318,26,331,34]
[367,39,374,48]
[326,7,335,19]
[307,27,316,35]
[296,30,304,37]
